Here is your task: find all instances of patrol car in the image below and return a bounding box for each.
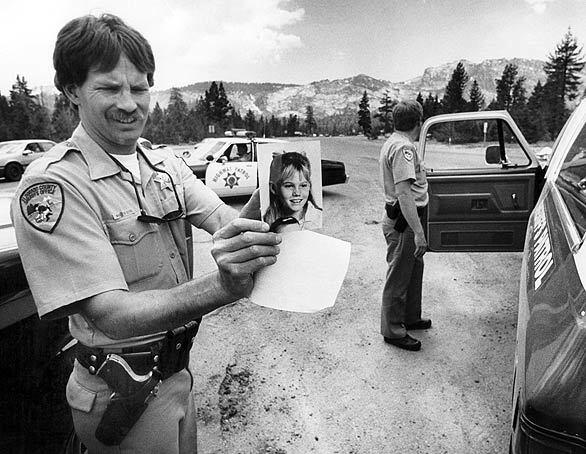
[173,132,349,197]
[419,102,586,453]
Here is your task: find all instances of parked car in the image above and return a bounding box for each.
[419,105,586,453]
[0,139,56,181]
[167,133,349,198]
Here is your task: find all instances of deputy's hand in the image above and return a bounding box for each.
[211,218,281,298]
[414,231,427,258]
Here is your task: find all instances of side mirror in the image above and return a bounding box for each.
[219,156,228,164]
[485,145,501,164]
[22,150,32,156]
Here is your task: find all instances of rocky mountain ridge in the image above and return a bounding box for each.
[149,58,555,118]
[36,58,585,118]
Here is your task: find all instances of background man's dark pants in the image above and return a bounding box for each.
[381,215,425,339]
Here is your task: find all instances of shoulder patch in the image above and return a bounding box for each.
[19,182,64,233]
[402,147,414,162]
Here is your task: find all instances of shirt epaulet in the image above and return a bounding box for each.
[26,140,80,175]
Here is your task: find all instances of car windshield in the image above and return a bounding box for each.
[192,141,228,161]
[0,143,24,154]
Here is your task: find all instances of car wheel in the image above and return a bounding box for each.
[5,163,23,181]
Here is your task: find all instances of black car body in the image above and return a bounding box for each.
[0,192,73,453]
[419,104,586,453]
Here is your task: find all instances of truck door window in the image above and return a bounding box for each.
[424,119,530,171]
[555,123,586,235]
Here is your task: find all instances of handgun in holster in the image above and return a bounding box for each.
[385,202,408,233]
[94,353,161,446]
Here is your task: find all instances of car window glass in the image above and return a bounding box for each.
[25,143,40,152]
[554,122,586,235]
[424,119,530,171]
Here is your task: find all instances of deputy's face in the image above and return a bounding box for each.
[279,170,310,218]
[69,53,150,154]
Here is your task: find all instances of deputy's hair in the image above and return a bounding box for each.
[392,100,423,132]
[53,13,155,92]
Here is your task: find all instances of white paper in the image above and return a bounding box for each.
[250,230,351,313]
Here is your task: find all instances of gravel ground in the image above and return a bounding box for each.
[187,136,521,454]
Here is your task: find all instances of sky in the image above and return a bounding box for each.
[0,0,584,95]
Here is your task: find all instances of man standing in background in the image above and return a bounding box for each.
[379,100,431,352]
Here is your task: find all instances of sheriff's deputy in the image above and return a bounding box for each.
[379,100,432,352]
[11,13,280,453]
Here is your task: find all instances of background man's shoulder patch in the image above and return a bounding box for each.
[402,147,414,162]
[19,182,64,233]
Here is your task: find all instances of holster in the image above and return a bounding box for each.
[94,354,161,445]
[385,202,426,233]
[89,319,201,446]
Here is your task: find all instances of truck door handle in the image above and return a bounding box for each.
[512,193,519,209]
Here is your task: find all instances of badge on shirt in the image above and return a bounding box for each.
[19,182,64,233]
[402,147,414,162]
[154,173,173,191]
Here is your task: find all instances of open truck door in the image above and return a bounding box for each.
[420,111,544,252]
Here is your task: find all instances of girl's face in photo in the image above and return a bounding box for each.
[278,169,311,218]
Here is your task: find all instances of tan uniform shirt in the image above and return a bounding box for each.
[379,131,428,207]
[11,125,224,348]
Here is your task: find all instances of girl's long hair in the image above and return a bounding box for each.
[263,152,322,226]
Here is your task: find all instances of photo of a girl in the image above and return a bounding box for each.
[263,151,323,232]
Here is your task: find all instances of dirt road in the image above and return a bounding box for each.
[188,136,521,453]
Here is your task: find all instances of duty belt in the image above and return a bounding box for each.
[76,319,200,380]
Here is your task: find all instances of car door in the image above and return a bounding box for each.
[421,111,542,252]
[205,141,258,197]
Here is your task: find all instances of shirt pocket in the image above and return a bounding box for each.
[105,215,164,284]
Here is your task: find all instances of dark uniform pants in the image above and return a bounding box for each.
[381,213,425,339]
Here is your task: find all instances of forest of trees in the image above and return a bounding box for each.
[357,28,585,143]
[0,29,583,146]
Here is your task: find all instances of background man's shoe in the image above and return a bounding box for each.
[405,319,432,330]
[384,334,421,351]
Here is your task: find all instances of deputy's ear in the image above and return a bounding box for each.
[62,84,81,106]
[269,182,277,195]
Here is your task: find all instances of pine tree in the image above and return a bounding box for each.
[543,28,586,136]
[9,75,50,139]
[304,105,317,135]
[286,114,299,136]
[164,88,189,143]
[375,90,396,134]
[216,82,233,127]
[494,64,519,110]
[244,109,256,132]
[0,92,11,141]
[143,102,165,143]
[357,91,372,136]
[442,62,469,113]
[423,94,441,120]
[468,80,485,112]
[269,115,282,137]
[51,93,79,141]
[524,81,550,142]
